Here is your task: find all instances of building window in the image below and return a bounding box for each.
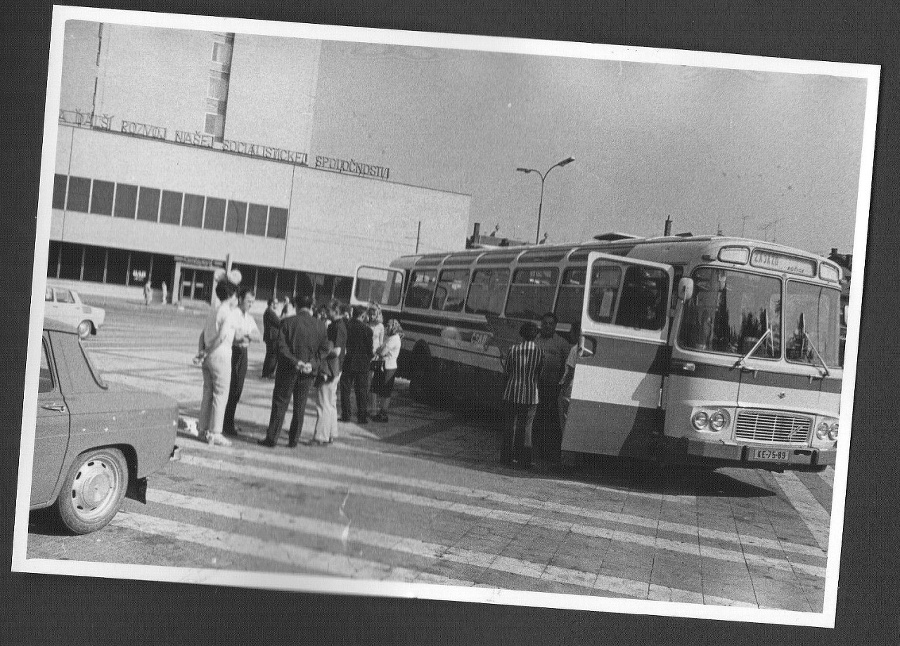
[66,176,91,212]
[58,243,82,280]
[129,251,152,285]
[82,245,106,283]
[52,174,67,209]
[256,267,275,301]
[137,187,161,222]
[160,190,183,225]
[246,203,268,236]
[267,207,288,239]
[182,194,204,228]
[47,241,61,277]
[276,269,297,297]
[105,248,129,285]
[114,183,138,219]
[90,180,114,215]
[225,200,247,234]
[204,113,225,140]
[204,197,226,230]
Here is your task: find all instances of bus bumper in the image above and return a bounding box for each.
[662,437,837,471]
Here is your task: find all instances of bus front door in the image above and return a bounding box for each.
[563,252,674,459]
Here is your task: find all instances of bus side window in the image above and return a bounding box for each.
[465,268,510,315]
[404,270,437,309]
[433,269,470,312]
[505,267,559,320]
[555,266,586,325]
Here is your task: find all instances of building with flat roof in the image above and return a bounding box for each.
[49,22,470,305]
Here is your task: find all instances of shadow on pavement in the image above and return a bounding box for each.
[367,385,775,500]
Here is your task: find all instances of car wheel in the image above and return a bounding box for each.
[77,320,93,338]
[55,447,128,534]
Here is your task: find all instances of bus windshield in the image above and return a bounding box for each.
[679,267,782,359]
[784,281,841,368]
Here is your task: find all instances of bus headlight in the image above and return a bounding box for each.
[710,410,731,432]
[816,422,829,440]
[828,423,839,441]
[691,411,709,430]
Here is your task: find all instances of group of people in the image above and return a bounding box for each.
[500,311,581,471]
[193,280,403,449]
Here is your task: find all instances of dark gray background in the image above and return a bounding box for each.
[2,1,898,644]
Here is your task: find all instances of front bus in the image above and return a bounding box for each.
[567,242,841,471]
[663,245,841,471]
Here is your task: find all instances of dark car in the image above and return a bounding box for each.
[30,318,178,534]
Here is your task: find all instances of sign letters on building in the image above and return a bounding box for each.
[59,109,391,180]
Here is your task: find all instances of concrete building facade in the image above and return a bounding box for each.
[49,22,470,304]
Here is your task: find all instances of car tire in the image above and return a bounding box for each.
[55,447,128,535]
[77,320,93,339]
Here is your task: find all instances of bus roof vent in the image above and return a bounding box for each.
[593,232,643,242]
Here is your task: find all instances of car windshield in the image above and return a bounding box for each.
[679,267,782,359]
[784,281,841,368]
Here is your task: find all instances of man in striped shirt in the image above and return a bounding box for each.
[501,321,544,469]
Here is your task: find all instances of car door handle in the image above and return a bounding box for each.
[42,403,66,412]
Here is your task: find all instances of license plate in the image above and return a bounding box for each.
[751,448,789,462]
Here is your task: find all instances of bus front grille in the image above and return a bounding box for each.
[734,411,812,444]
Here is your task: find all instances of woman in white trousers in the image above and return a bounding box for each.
[197,280,240,446]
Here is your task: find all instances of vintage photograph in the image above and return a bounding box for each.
[12,6,878,627]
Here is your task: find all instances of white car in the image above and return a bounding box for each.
[44,286,106,338]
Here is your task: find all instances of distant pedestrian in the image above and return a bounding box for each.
[161,281,168,305]
[223,287,261,436]
[339,305,374,424]
[311,300,347,445]
[534,312,570,469]
[259,294,330,448]
[261,298,280,379]
[143,280,152,306]
[372,318,402,423]
[196,279,242,447]
[501,322,543,468]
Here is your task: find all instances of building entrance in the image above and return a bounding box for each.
[180,268,214,302]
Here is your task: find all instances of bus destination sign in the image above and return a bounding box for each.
[750,250,816,277]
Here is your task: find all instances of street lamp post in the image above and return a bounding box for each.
[516,156,574,244]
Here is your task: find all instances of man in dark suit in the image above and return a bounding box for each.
[339,305,374,424]
[259,294,330,448]
[261,298,280,379]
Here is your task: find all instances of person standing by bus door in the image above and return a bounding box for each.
[501,322,543,469]
[261,298,280,379]
[222,287,261,437]
[558,322,582,444]
[535,312,571,470]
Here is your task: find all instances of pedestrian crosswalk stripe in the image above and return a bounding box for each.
[111,511,448,584]
[178,453,826,578]
[187,443,827,561]
[770,471,831,551]
[139,489,756,606]
[818,466,834,488]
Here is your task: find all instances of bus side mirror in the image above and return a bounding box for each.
[678,277,694,302]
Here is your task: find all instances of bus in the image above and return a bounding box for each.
[351,233,842,471]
